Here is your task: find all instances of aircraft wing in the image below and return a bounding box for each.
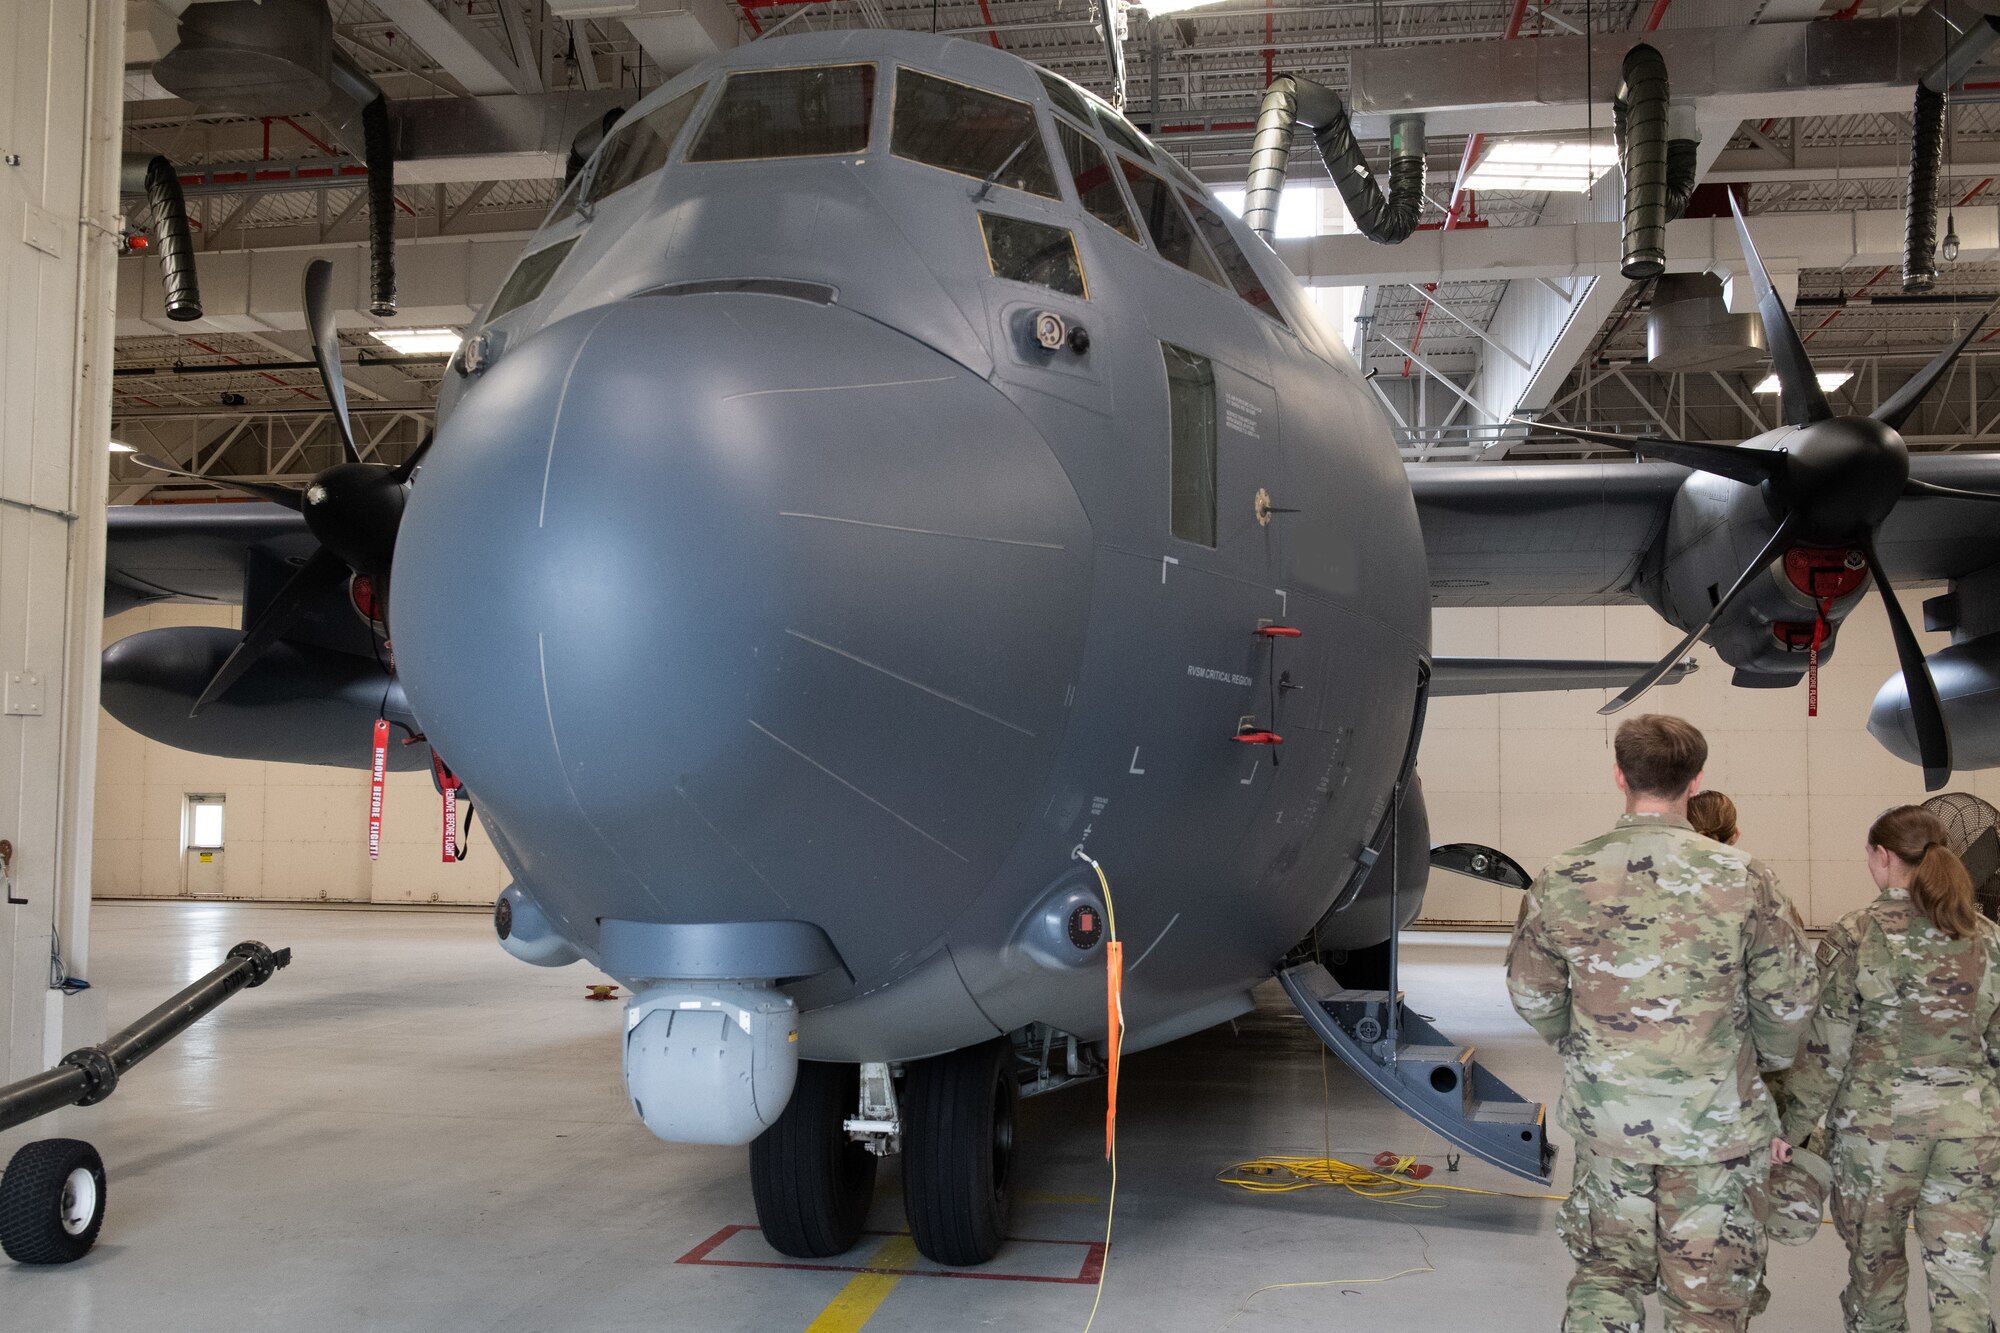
[1410,453,2000,607]
[104,503,312,616]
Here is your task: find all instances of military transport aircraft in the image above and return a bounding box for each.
[100,29,2000,1267]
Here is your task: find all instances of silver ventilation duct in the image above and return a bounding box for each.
[1646,273,1766,373]
[1244,75,1422,246]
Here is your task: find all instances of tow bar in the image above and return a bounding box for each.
[0,940,291,1264]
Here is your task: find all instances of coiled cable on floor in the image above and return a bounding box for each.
[1218,1152,1563,1204]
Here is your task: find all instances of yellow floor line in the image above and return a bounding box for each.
[803,1233,922,1333]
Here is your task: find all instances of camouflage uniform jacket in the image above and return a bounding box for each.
[1506,812,1817,1165]
[1780,886,2000,1145]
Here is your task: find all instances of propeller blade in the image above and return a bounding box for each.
[1863,540,1952,791]
[1905,477,2000,504]
[1600,515,1799,716]
[1511,418,1786,487]
[303,258,360,466]
[1728,191,1832,429]
[189,546,349,716]
[130,453,303,510]
[387,430,434,486]
[1871,298,2000,432]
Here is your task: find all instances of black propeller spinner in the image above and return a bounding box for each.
[1522,193,2000,792]
[133,259,433,715]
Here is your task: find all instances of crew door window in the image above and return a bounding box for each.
[1120,159,1224,285]
[1163,344,1217,547]
[687,64,876,162]
[891,69,1059,199]
[584,83,707,206]
[1053,121,1140,244]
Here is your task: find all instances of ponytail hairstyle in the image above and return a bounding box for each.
[1868,805,1981,940]
[1688,790,1739,844]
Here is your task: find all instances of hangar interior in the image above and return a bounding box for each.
[6,0,2000,1329]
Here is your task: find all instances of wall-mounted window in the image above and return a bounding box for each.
[584,83,707,206]
[1119,159,1223,286]
[484,236,579,324]
[185,794,225,851]
[1162,344,1217,547]
[979,213,1086,298]
[892,69,1058,199]
[688,63,876,162]
[1183,195,1286,324]
[1053,122,1139,244]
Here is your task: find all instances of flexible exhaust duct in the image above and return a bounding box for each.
[121,154,202,322]
[362,96,397,317]
[1906,17,2000,293]
[1614,44,1698,281]
[1244,75,1422,246]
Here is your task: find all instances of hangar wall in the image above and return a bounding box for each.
[1418,590,2000,931]
[93,604,506,906]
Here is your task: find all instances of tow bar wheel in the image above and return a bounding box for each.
[0,1138,107,1264]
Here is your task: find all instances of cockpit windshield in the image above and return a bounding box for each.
[891,69,1059,198]
[585,83,706,207]
[688,64,876,162]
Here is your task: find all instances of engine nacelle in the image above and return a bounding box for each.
[1869,632,2000,769]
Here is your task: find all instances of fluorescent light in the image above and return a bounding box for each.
[108,441,135,453]
[1754,371,1851,394]
[1464,137,1619,194]
[370,327,462,355]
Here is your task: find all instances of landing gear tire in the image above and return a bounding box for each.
[902,1038,1016,1267]
[0,1139,107,1265]
[749,1060,877,1258]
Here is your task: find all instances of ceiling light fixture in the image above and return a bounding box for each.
[1463,136,1619,194]
[370,327,462,356]
[1754,370,1852,395]
[108,441,135,453]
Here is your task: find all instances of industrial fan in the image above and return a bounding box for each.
[1921,791,2000,921]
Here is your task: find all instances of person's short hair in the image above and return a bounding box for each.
[1614,714,1708,799]
[1688,790,1738,843]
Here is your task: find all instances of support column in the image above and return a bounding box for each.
[0,0,121,1097]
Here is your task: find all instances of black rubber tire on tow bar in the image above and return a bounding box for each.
[901,1038,1017,1267]
[749,1060,877,1258]
[0,1138,107,1265]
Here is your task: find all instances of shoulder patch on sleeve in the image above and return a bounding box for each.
[1815,936,1845,970]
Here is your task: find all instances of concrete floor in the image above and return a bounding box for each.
[0,905,1921,1331]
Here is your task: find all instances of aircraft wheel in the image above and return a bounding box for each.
[749,1060,877,1258]
[901,1038,1016,1266]
[0,1138,107,1265]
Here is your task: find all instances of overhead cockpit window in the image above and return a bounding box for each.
[1118,158,1224,286]
[1163,343,1217,547]
[1183,195,1286,324]
[1036,71,1091,124]
[892,70,1059,199]
[484,237,579,324]
[1053,122,1140,244]
[687,64,875,162]
[585,83,706,206]
[1094,105,1154,162]
[979,213,1086,298]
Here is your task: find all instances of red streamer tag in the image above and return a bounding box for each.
[1808,600,1829,719]
[368,719,389,860]
[440,775,461,863]
[1104,938,1124,1160]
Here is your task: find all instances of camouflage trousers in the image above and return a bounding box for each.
[1557,1142,1768,1333]
[1828,1131,2000,1333]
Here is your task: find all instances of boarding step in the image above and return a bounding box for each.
[1278,960,1554,1184]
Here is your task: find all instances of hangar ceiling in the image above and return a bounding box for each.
[110,0,2000,501]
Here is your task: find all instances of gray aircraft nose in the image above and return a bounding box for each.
[392,292,1094,987]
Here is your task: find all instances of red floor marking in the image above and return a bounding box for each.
[676,1224,1107,1285]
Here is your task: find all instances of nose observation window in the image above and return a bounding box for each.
[585,82,707,206]
[1119,159,1224,286]
[1162,343,1217,547]
[1183,195,1286,324]
[1053,121,1139,244]
[688,63,875,162]
[484,236,579,324]
[892,69,1059,199]
[979,213,1086,298]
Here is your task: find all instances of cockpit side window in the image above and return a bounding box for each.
[1053,121,1140,244]
[1036,71,1091,124]
[1093,104,1154,161]
[978,212,1086,297]
[484,237,579,325]
[1182,194,1287,324]
[687,64,875,162]
[584,83,706,206]
[891,69,1059,199]
[1118,158,1224,286]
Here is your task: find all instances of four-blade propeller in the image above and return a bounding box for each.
[133,258,433,715]
[1522,194,2000,791]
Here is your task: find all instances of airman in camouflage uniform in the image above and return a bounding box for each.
[1507,716,1816,1333]
[1779,855,2000,1333]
